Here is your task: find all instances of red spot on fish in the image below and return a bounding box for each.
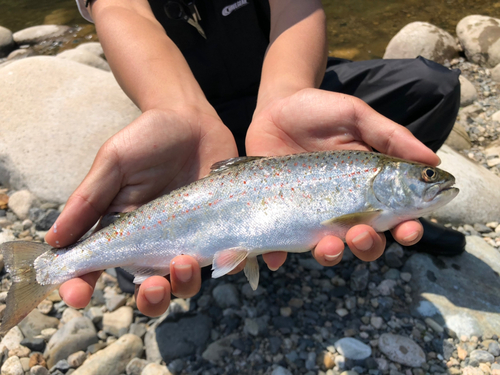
[243,181,246,184]
[373,168,377,172]
[142,226,145,230]
[127,231,130,236]
[341,160,344,163]
[294,162,298,166]
[230,195,233,198]
[172,215,176,218]
[158,220,162,224]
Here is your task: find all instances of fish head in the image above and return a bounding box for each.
[370,159,459,216]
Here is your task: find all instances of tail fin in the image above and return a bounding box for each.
[0,241,59,335]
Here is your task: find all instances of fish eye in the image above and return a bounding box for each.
[422,168,437,182]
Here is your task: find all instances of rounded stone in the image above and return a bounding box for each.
[378,333,426,368]
[12,25,70,45]
[1,356,24,375]
[334,337,372,360]
[457,15,500,68]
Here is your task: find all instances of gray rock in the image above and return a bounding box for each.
[50,359,71,372]
[18,309,59,339]
[166,359,184,375]
[488,341,500,356]
[271,366,293,375]
[125,357,148,375]
[469,349,495,363]
[377,279,396,296]
[201,334,239,363]
[383,269,400,280]
[212,284,240,308]
[405,236,500,337]
[298,258,324,271]
[60,308,83,325]
[384,22,459,64]
[71,334,143,375]
[7,48,36,61]
[75,42,104,58]
[141,363,172,375]
[57,49,110,71]
[154,313,212,362]
[84,306,103,324]
[243,316,269,337]
[1,356,24,375]
[334,337,372,360]
[349,268,369,291]
[44,317,98,368]
[102,306,134,337]
[459,75,478,107]
[457,15,500,68]
[0,56,140,203]
[0,26,15,58]
[30,365,50,375]
[7,190,38,220]
[433,145,500,224]
[378,333,426,367]
[33,209,59,230]
[129,323,147,339]
[105,294,127,312]
[12,25,70,45]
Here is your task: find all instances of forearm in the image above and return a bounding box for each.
[89,0,214,115]
[255,0,327,115]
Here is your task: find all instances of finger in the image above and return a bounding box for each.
[59,271,102,309]
[351,97,440,166]
[227,260,246,275]
[135,276,171,317]
[345,224,386,262]
[390,219,423,246]
[45,143,122,248]
[262,251,287,271]
[170,255,202,298]
[312,235,345,266]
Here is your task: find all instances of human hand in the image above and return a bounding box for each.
[245,88,441,270]
[45,108,238,316]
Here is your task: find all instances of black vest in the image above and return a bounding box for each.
[147,0,271,105]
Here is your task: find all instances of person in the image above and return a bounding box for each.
[46,0,464,317]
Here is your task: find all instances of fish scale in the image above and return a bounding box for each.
[0,150,458,334]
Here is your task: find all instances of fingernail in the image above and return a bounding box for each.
[324,252,342,262]
[268,265,279,272]
[144,286,165,305]
[174,263,193,283]
[352,231,373,251]
[403,231,419,243]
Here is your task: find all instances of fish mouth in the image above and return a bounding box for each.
[424,179,459,202]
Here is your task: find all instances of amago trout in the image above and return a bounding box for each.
[0,150,458,334]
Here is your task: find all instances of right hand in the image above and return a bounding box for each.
[45,108,238,316]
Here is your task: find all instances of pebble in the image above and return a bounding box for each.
[1,356,24,375]
[102,306,133,337]
[30,366,49,375]
[212,284,240,308]
[334,337,372,360]
[378,334,426,368]
[141,363,172,375]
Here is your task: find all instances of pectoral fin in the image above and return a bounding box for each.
[244,256,260,290]
[212,247,249,278]
[321,210,383,229]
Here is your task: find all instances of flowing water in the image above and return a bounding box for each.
[0,0,498,60]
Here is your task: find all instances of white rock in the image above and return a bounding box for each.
[432,145,500,224]
[1,356,24,375]
[141,363,172,375]
[57,49,110,71]
[0,229,15,244]
[13,25,70,45]
[0,56,140,203]
[334,337,372,360]
[7,190,39,220]
[102,306,133,337]
[7,49,36,61]
[492,110,500,123]
[0,327,24,352]
[384,22,459,64]
[459,75,478,107]
[378,333,426,367]
[76,42,105,58]
[457,15,500,68]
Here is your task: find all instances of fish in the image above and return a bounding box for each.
[0,150,458,334]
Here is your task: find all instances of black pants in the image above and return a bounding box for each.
[217,56,461,155]
[116,56,461,293]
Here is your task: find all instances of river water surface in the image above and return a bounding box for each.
[0,0,498,60]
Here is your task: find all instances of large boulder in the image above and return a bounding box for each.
[12,25,70,45]
[456,15,500,68]
[432,145,500,224]
[384,22,459,64]
[0,56,140,203]
[0,26,16,58]
[56,49,110,71]
[405,236,500,337]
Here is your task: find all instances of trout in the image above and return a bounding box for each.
[0,150,458,334]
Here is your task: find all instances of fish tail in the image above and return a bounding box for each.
[0,241,59,335]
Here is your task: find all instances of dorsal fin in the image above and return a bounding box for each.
[209,156,265,175]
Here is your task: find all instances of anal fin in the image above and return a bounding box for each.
[244,257,260,290]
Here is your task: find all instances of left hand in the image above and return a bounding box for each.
[243,88,440,271]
